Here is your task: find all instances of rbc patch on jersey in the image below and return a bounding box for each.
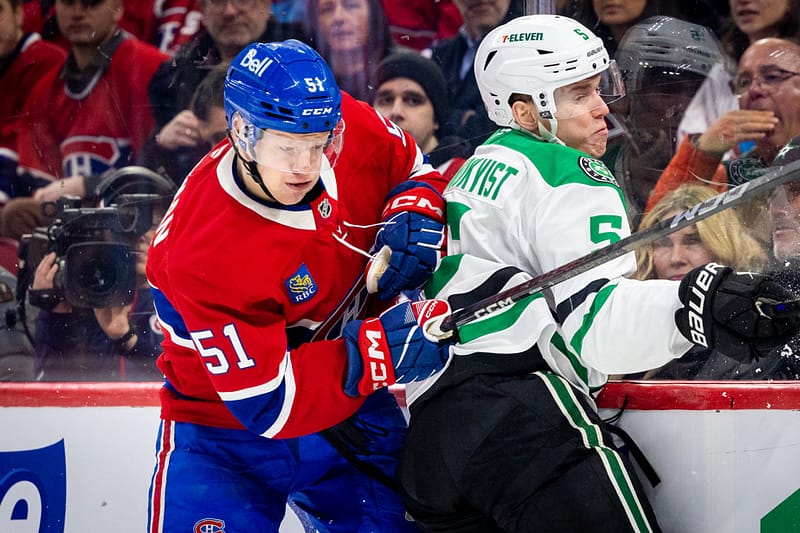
[286,263,318,304]
[578,156,619,187]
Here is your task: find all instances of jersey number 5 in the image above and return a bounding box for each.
[190,324,256,375]
[590,214,623,246]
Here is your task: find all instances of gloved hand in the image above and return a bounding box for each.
[675,263,800,362]
[366,182,445,300]
[342,299,452,397]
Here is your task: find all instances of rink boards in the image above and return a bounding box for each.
[1,381,798,533]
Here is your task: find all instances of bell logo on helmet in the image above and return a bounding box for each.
[239,48,273,77]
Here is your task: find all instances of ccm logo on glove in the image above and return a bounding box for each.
[364,328,390,389]
[342,299,452,397]
[383,193,444,220]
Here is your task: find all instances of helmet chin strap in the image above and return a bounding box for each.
[537,117,563,146]
[227,129,282,204]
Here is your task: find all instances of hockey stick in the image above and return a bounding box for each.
[438,158,800,336]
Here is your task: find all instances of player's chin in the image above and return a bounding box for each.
[583,140,608,159]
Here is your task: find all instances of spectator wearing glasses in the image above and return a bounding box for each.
[676,0,799,150]
[646,37,800,241]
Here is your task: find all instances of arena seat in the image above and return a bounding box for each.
[0,237,19,276]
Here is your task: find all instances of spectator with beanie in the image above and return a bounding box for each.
[373,52,470,180]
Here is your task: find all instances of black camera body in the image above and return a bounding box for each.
[19,194,158,308]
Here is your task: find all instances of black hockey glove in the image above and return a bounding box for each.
[675,263,800,363]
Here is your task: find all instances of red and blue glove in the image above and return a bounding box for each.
[342,299,452,397]
[366,182,446,300]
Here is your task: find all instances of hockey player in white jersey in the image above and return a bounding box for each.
[396,15,800,532]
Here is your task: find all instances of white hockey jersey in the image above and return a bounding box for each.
[407,129,694,405]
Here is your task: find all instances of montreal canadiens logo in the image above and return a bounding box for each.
[194,518,225,532]
[578,156,618,187]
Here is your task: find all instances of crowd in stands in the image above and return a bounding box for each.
[1,0,800,383]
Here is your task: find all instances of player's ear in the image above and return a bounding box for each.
[511,98,538,133]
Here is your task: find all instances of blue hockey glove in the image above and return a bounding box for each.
[342,299,452,397]
[366,182,445,300]
[675,263,800,362]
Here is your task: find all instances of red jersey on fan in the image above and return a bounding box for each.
[16,34,167,181]
[0,33,65,201]
[381,0,462,51]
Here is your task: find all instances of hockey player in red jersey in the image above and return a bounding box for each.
[146,39,452,531]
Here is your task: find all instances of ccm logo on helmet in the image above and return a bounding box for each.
[302,107,334,116]
[239,48,273,77]
[685,262,724,347]
[365,329,389,390]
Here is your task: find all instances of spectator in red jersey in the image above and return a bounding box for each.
[20,0,204,54]
[152,0,203,55]
[0,0,66,209]
[0,0,168,240]
[380,0,462,51]
[373,52,470,181]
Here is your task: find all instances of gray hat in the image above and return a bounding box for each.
[375,53,450,126]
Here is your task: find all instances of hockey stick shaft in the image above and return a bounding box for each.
[440,158,800,334]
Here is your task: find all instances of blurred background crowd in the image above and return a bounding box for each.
[1,0,799,382]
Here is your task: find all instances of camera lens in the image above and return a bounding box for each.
[63,243,136,307]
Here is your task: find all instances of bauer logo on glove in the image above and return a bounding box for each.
[676,262,800,362]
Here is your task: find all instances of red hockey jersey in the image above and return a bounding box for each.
[147,94,447,439]
[0,33,65,200]
[16,36,167,181]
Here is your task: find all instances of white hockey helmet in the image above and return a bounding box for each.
[474,14,624,128]
[616,16,724,92]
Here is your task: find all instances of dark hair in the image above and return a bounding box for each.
[561,0,699,56]
[720,0,800,61]
[190,65,227,121]
[304,0,393,101]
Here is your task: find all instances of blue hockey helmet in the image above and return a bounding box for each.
[224,39,342,135]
